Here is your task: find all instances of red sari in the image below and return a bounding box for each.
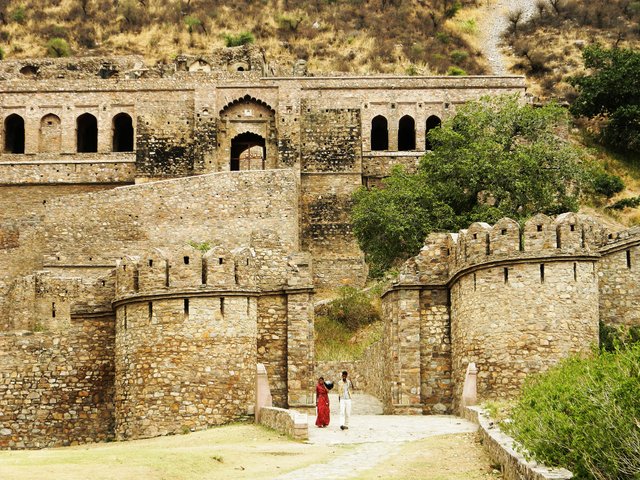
[315,382,330,427]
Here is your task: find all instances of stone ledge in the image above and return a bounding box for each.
[463,406,573,480]
[258,407,308,441]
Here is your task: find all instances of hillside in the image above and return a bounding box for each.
[501,0,640,100]
[0,0,487,75]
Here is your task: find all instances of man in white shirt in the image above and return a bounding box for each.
[338,370,353,430]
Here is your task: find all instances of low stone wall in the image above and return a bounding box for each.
[258,407,308,441]
[463,406,573,480]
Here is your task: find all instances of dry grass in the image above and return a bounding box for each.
[0,0,486,75]
[502,0,640,100]
[0,423,350,480]
[353,433,502,480]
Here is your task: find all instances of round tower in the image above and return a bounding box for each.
[449,213,601,404]
[113,246,259,440]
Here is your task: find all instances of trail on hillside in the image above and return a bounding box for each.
[479,0,537,74]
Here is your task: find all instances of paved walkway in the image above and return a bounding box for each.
[274,393,479,480]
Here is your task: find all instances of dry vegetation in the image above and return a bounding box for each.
[0,0,488,74]
[502,0,640,100]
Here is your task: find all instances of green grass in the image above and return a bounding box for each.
[314,316,382,361]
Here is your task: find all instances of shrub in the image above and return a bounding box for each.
[0,47,4,60]
[447,66,467,75]
[184,16,202,34]
[11,5,26,24]
[592,171,624,198]
[600,321,640,352]
[506,345,640,479]
[317,287,380,330]
[223,31,255,47]
[607,196,640,210]
[46,38,71,57]
[450,49,469,64]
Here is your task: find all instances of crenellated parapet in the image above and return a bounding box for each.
[396,213,610,288]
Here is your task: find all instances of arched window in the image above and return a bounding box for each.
[425,115,442,151]
[4,114,25,154]
[370,115,388,151]
[39,114,61,153]
[112,113,134,152]
[398,115,415,151]
[77,113,98,153]
[231,132,266,171]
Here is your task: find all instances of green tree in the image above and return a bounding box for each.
[569,45,640,153]
[353,95,589,274]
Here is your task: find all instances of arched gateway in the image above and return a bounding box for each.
[217,95,277,171]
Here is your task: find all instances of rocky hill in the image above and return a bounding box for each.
[0,0,487,75]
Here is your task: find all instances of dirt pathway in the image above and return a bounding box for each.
[479,0,537,74]
[274,393,487,480]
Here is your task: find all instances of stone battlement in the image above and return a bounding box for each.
[114,245,313,299]
[397,212,612,285]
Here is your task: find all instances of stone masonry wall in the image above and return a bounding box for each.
[39,169,299,277]
[257,295,288,407]
[598,237,640,328]
[450,260,599,405]
[114,296,257,440]
[0,318,115,449]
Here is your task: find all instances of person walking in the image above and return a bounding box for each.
[315,376,330,428]
[338,370,353,430]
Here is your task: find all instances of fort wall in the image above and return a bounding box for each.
[598,229,640,328]
[0,318,115,449]
[0,169,300,289]
[378,213,639,414]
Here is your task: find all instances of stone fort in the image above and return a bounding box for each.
[0,45,636,449]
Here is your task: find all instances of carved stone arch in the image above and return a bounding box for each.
[112,112,134,152]
[219,94,276,117]
[76,112,98,153]
[188,59,211,73]
[216,95,278,172]
[39,113,62,153]
[230,130,266,171]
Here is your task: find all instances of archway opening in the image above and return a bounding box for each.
[231,132,266,171]
[113,113,134,152]
[4,114,25,153]
[425,115,442,150]
[398,115,415,151]
[77,113,98,153]
[371,115,388,151]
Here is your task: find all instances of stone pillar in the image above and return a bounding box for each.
[394,288,422,413]
[255,363,273,423]
[420,287,453,414]
[286,291,314,407]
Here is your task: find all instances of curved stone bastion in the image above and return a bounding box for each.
[380,212,640,415]
[112,246,314,440]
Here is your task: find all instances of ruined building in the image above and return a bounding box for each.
[0,45,558,448]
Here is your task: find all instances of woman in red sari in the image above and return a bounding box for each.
[315,376,330,427]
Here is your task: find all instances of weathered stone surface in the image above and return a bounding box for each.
[376,213,639,414]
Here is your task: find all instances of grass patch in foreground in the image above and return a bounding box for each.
[0,424,343,480]
[353,433,501,480]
